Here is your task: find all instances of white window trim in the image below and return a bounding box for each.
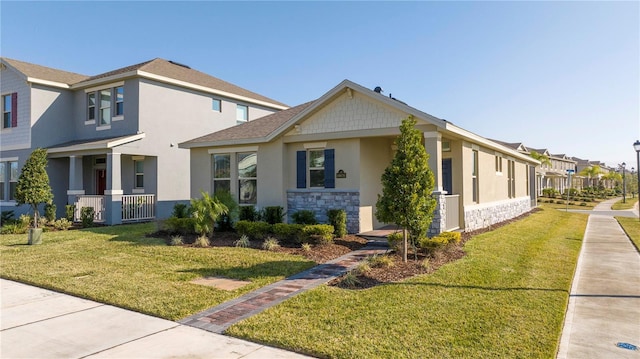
[308,148,325,189]
[303,142,327,149]
[96,125,111,131]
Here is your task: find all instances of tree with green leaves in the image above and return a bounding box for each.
[15,148,53,228]
[376,116,436,262]
[579,165,603,187]
[190,191,228,237]
[529,150,551,167]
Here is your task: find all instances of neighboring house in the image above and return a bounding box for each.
[571,157,615,189]
[0,57,287,224]
[181,80,539,235]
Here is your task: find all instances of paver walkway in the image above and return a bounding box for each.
[557,198,640,358]
[180,241,388,333]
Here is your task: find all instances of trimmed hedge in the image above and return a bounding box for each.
[327,209,347,237]
[235,220,272,240]
[302,224,335,245]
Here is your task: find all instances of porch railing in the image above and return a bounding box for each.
[444,194,460,231]
[122,194,155,222]
[74,195,105,223]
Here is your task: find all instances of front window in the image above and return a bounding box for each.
[115,86,124,116]
[237,152,257,204]
[495,155,502,173]
[213,154,231,194]
[309,150,325,188]
[0,161,18,201]
[134,160,144,188]
[99,89,111,126]
[3,94,12,128]
[236,104,248,124]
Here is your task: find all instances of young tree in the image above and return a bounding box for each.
[579,165,603,187]
[15,148,53,228]
[376,116,436,262]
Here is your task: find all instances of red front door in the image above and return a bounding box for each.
[96,169,106,195]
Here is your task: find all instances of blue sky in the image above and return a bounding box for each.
[2,1,639,168]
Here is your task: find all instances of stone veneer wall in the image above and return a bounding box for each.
[428,191,447,237]
[464,197,531,232]
[286,189,360,234]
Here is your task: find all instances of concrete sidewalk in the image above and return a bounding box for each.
[557,198,640,358]
[0,279,312,359]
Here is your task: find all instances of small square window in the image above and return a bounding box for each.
[212,99,221,112]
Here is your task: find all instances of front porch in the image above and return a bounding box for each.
[73,194,156,223]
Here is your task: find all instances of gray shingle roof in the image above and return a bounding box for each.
[77,58,288,107]
[183,101,315,146]
[1,57,89,85]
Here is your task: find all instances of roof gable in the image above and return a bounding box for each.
[1,57,89,87]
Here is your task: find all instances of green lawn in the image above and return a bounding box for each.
[226,208,588,359]
[616,216,640,250]
[612,197,639,210]
[0,223,315,320]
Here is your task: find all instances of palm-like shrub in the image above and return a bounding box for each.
[190,191,228,237]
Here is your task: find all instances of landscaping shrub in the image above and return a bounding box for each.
[44,202,56,222]
[0,223,28,234]
[272,223,304,244]
[214,190,238,231]
[262,236,280,251]
[164,217,195,235]
[302,224,334,244]
[191,192,228,237]
[580,202,587,206]
[419,231,461,250]
[291,210,317,225]
[193,235,210,248]
[65,205,75,221]
[542,188,557,198]
[263,206,285,224]
[239,206,260,222]
[171,203,190,218]
[367,254,394,268]
[235,220,272,240]
[169,235,184,246]
[80,207,95,228]
[327,209,347,238]
[387,232,402,252]
[51,218,72,230]
[301,242,312,253]
[555,200,564,204]
[234,234,250,248]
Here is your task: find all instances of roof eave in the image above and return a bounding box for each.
[179,137,267,149]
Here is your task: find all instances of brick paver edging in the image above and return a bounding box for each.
[179,242,388,333]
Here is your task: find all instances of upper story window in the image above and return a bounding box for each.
[2,93,17,129]
[86,86,123,126]
[236,104,248,124]
[212,99,221,112]
[495,155,502,173]
[115,86,124,116]
[0,160,18,201]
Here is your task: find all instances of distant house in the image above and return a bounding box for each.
[0,57,287,224]
[181,80,539,234]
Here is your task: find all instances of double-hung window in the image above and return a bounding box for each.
[238,152,257,204]
[495,155,502,173]
[296,148,335,189]
[87,93,96,121]
[236,104,248,124]
[0,160,18,201]
[212,154,231,194]
[134,160,144,189]
[99,89,111,126]
[2,93,17,129]
[507,160,515,198]
[115,86,124,116]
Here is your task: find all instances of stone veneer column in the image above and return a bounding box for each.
[428,190,447,237]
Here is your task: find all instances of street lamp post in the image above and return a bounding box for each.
[622,162,626,203]
[634,140,640,221]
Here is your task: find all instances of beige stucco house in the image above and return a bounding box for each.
[180,80,539,235]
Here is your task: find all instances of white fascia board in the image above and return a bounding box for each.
[70,71,138,90]
[48,133,145,154]
[179,137,267,149]
[26,77,71,89]
[137,71,288,111]
[107,133,145,147]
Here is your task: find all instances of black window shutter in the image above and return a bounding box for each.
[296,151,306,188]
[324,149,335,188]
[11,93,17,127]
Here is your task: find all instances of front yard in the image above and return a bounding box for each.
[0,223,316,320]
[226,207,588,358]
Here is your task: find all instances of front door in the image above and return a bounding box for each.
[442,158,452,194]
[95,169,106,195]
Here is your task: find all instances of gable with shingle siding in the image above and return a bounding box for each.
[286,91,407,136]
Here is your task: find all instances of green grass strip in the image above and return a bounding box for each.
[612,197,638,210]
[616,216,640,250]
[227,208,587,358]
[0,223,315,320]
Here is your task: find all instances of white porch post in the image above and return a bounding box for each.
[424,131,446,236]
[105,152,123,225]
[66,155,84,209]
